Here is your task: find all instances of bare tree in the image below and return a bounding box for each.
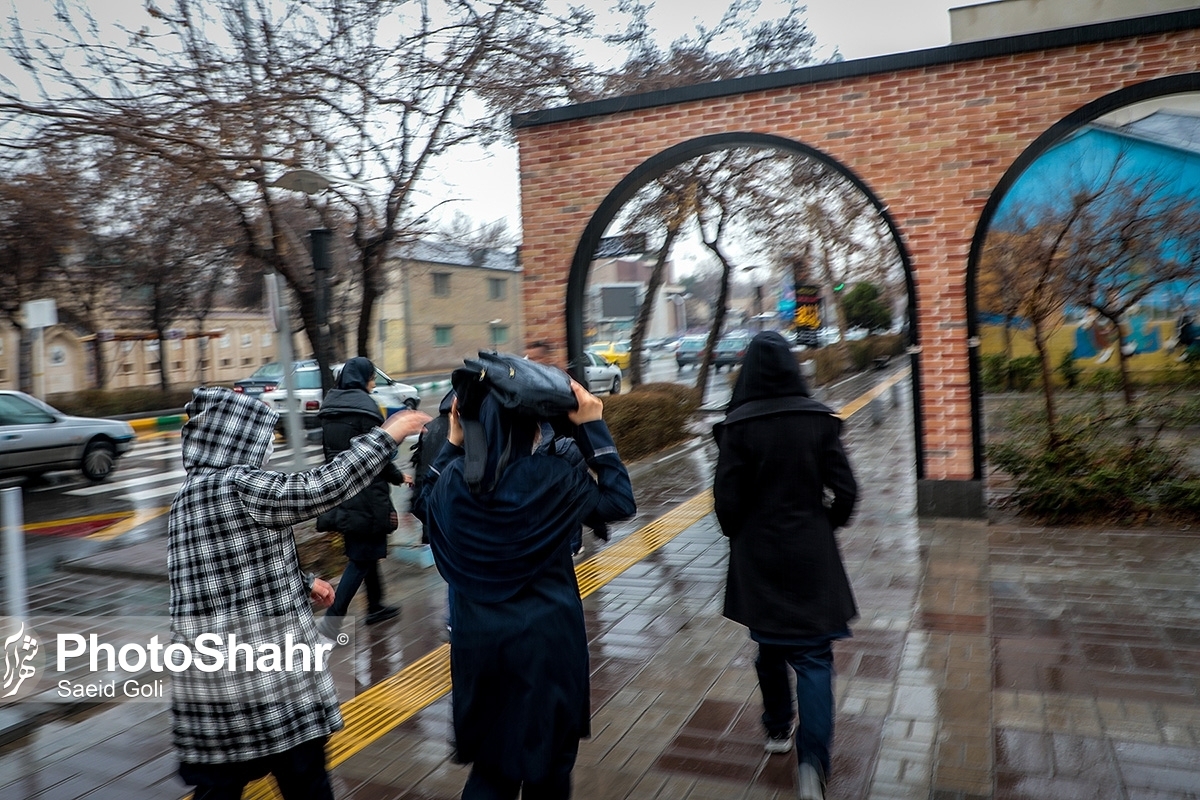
[437,212,520,250]
[1,0,612,388]
[1058,173,1200,404]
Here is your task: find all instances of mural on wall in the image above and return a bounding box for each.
[979,99,1200,376]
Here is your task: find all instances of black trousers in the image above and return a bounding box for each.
[461,749,576,800]
[178,736,332,800]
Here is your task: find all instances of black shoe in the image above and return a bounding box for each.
[365,606,400,625]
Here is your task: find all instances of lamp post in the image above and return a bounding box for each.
[268,169,366,463]
[667,294,689,336]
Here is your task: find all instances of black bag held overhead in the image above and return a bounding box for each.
[450,351,578,493]
[452,351,578,419]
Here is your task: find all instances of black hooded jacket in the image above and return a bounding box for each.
[713,331,858,637]
[316,357,404,559]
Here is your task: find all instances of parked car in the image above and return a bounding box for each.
[587,341,634,371]
[674,335,708,368]
[577,351,622,395]
[258,361,420,431]
[232,361,291,398]
[0,390,135,481]
[713,333,751,370]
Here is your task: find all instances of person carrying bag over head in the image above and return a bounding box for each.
[412,351,636,800]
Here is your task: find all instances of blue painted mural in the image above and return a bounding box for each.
[986,108,1200,365]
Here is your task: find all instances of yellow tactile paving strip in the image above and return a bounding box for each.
[210,371,905,799]
[834,366,909,420]
[235,492,716,800]
[86,505,171,541]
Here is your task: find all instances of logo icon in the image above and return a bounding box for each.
[2,619,42,701]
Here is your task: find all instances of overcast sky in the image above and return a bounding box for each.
[435,0,958,232]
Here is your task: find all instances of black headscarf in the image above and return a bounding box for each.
[727,331,811,412]
[424,393,593,602]
[337,356,375,390]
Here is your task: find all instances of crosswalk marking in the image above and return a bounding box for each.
[66,468,187,496]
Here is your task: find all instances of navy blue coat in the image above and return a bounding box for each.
[414,418,634,783]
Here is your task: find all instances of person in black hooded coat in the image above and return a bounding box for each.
[316,357,406,636]
[712,330,858,799]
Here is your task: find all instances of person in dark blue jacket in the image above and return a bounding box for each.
[315,357,406,638]
[413,378,634,800]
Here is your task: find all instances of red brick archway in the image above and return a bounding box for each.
[513,11,1200,517]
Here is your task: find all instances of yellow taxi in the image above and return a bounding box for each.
[587,341,633,371]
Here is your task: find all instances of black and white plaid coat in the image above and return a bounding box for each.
[168,387,397,764]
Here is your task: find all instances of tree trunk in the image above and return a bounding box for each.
[1031,322,1059,447]
[1100,310,1136,406]
[695,244,734,405]
[629,225,679,387]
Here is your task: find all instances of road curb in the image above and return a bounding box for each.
[128,413,187,432]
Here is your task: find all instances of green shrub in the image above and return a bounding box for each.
[847,340,873,371]
[603,382,699,462]
[981,353,1010,391]
[1007,355,1041,391]
[1057,352,1082,389]
[810,343,849,385]
[1083,368,1121,393]
[46,387,195,417]
[988,412,1200,524]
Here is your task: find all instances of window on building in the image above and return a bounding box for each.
[488,277,507,300]
[434,326,453,347]
[172,361,183,371]
[490,326,509,347]
[432,272,451,296]
[146,361,159,372]
[220,358,232,368]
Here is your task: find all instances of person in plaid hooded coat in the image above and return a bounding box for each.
[169,387,428,799]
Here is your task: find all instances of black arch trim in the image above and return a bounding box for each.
[565,131,925,478]
[965,73,1200,480]
[514,11,1200,129]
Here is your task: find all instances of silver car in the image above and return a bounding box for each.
[259,362,420,430]
[578,351,622,395]
[0,390,135,481]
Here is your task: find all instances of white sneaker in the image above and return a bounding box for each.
[797,762,825,800]
[765,727,794,754]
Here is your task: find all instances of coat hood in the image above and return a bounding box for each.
[337,357,375,391]
[181,386,277,471]
[727,330,810,412]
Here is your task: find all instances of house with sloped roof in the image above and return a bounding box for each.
[376,241,523,374]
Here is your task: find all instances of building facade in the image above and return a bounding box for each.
[377,241,523,375]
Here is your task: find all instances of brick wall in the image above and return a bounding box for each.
[516,27,1200,484]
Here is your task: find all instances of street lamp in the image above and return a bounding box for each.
[667,293,690,336]
[266,168,371,467]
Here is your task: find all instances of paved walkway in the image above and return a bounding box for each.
[4,371,1200,799]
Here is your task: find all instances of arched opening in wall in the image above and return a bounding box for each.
[567,134,918,443]
[970,76,1200,523]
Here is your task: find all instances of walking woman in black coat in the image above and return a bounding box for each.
[316,357,406,638]
[713,331,858,800]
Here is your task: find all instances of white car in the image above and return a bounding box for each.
[578,351,622,395]
[259,361,420,431]
[0,390,135,481]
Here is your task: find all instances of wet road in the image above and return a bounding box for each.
[1,349,816,580]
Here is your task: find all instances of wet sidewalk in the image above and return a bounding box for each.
[5,370,1200,799]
